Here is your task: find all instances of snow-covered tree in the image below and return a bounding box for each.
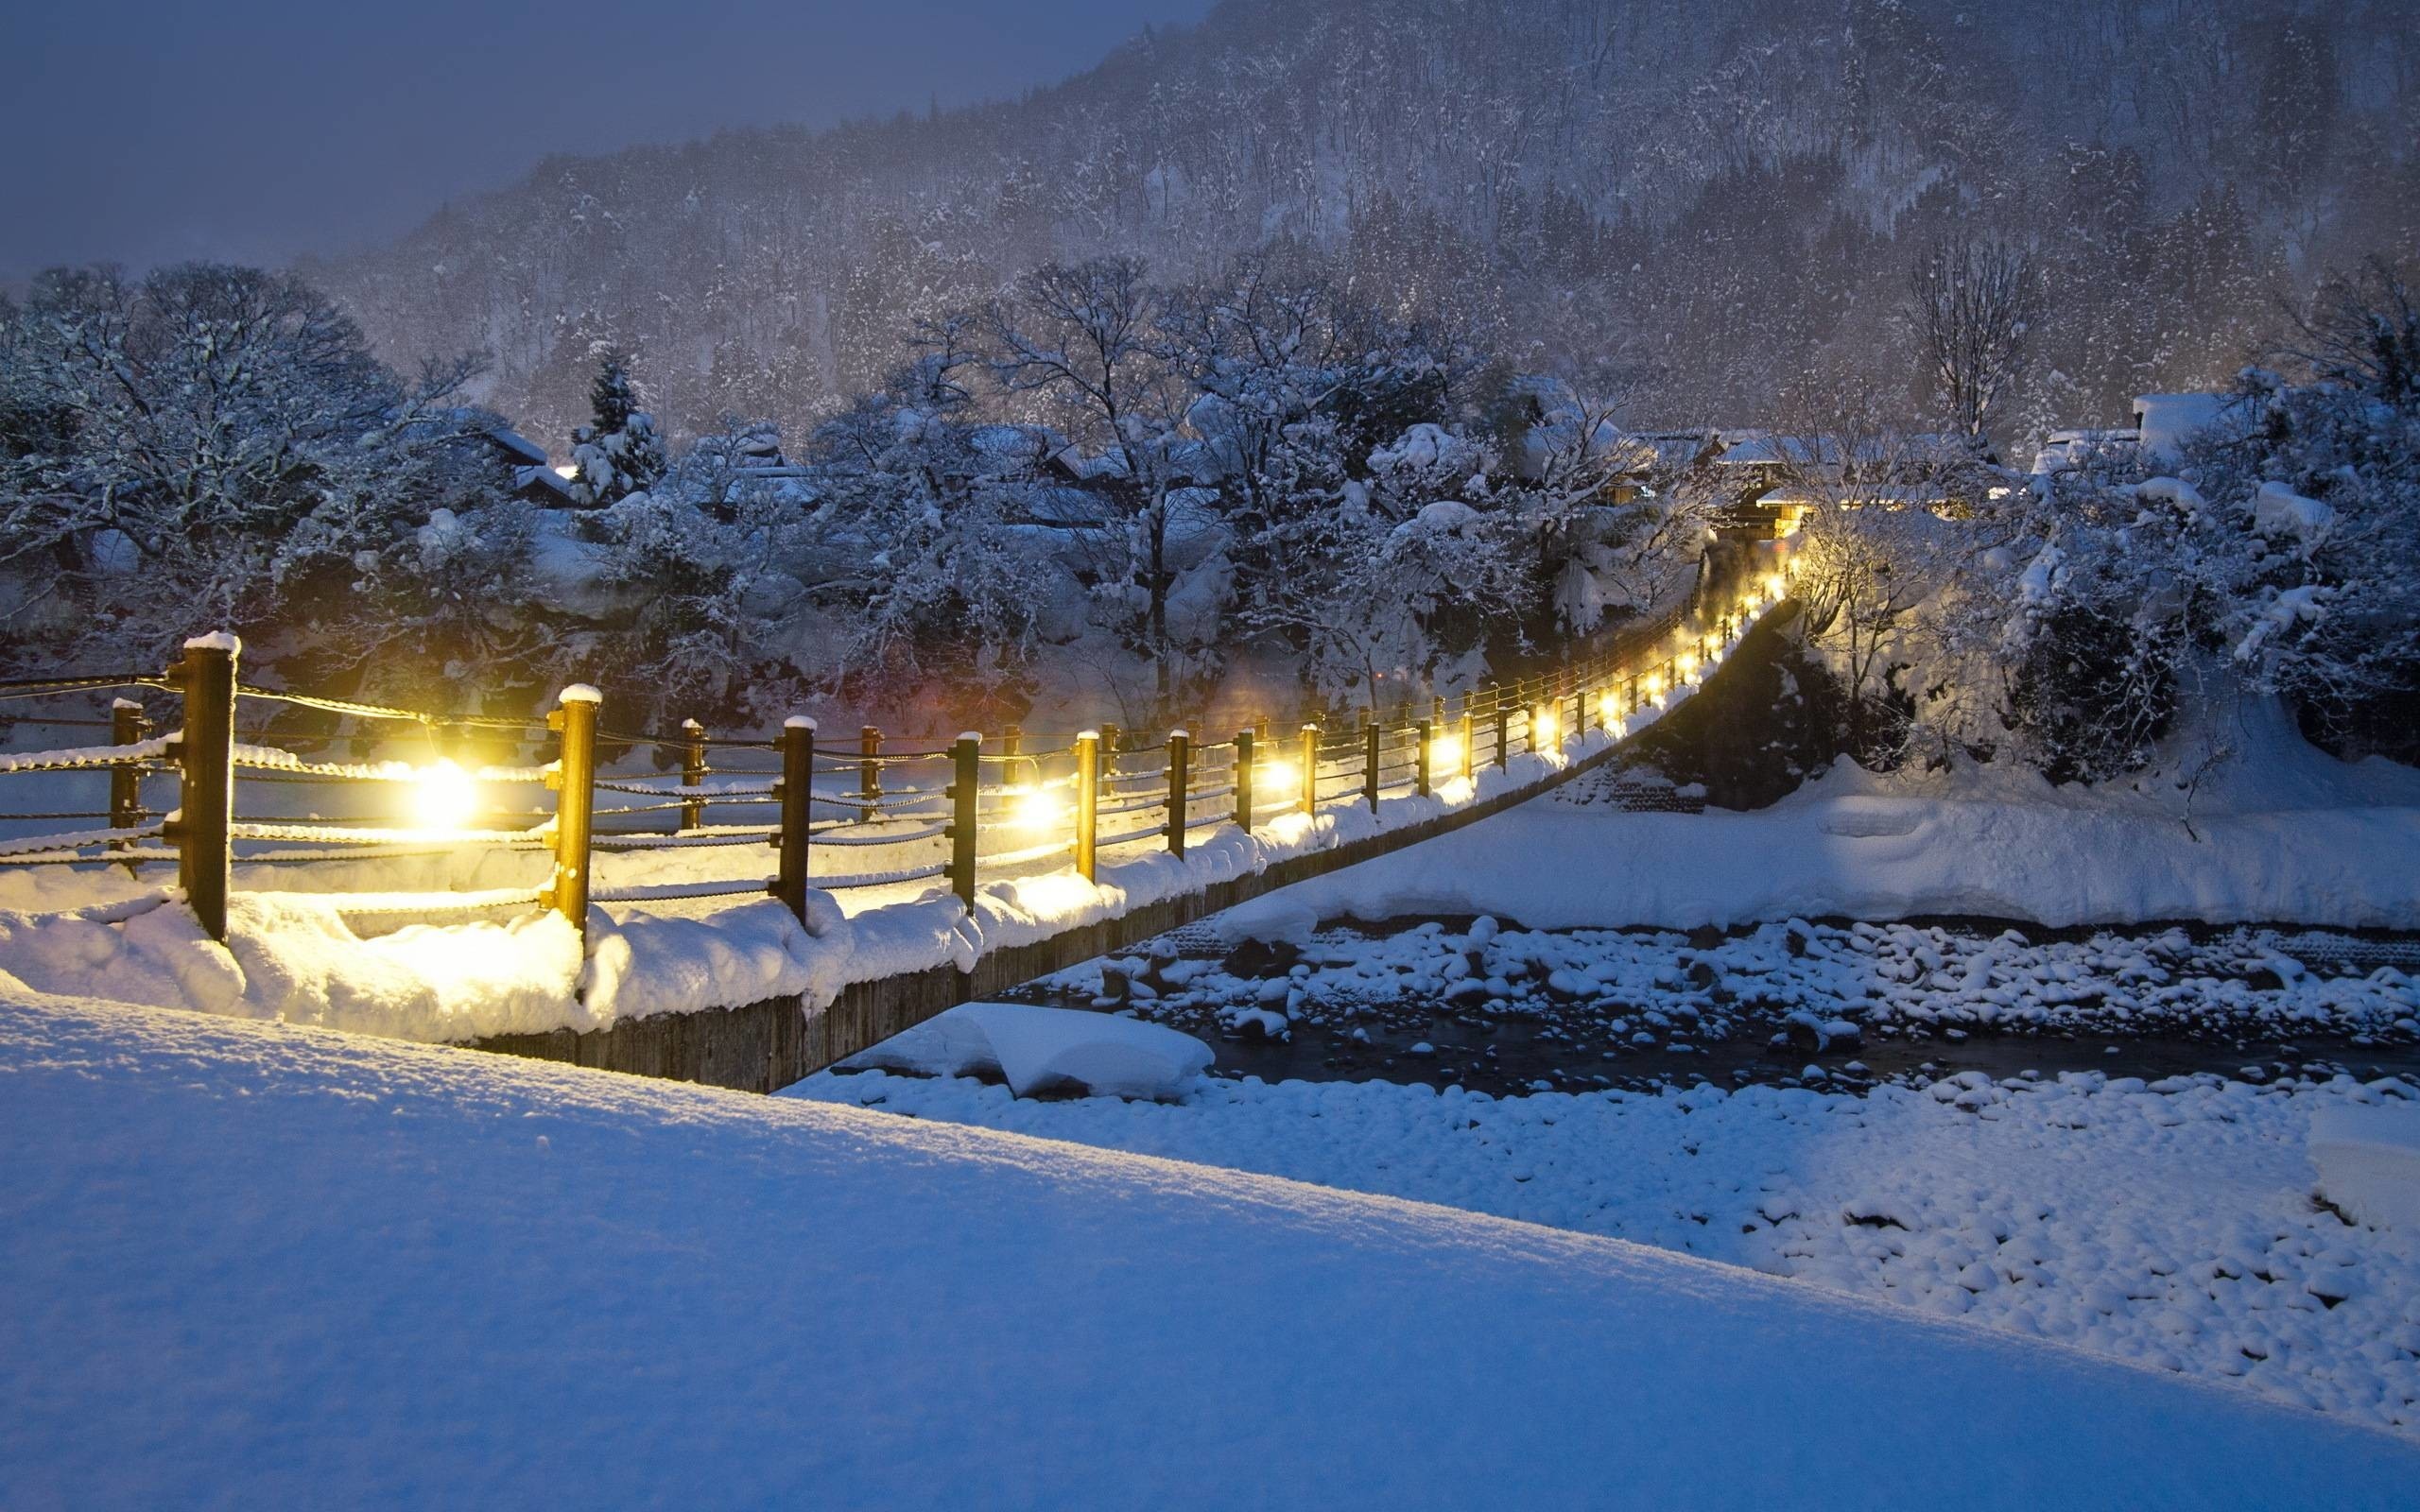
[800,340,1050,723]
[0,262,502,676]
[984,257,1200,713]
[1909,236,2039,453]
[566,352,667,507]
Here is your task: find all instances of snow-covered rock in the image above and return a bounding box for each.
[846,1002,1213,1101]
[2310,1104,2420,1230]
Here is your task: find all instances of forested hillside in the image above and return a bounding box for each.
[318,0,2420,450]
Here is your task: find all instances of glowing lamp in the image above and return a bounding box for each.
[1532,707,1561,747]
[1643,673,1667,702]
[1012,785,1064,831]
[1677,652,1700,681]
[1428,734,1461,772]
[411,760,478,832]
[1260,759,1299,797]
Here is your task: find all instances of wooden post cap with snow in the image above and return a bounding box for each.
[544,683,602,930]
[167,632,240,943]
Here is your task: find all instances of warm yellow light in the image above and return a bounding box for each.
[1599,694,1620,726]
[1260,759,1299,796]
[1644,673,1667,701]
[1428,734,1461,771]
[1677,652,1700,681]
[1012,785,1064,830]
[411,760,478,831]
[1764,573,1786,601]
[1532,707,1561,747]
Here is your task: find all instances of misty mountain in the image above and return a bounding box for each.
[314,0,2420,450]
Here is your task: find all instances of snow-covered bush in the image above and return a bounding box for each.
[2181,333,2420,760]
[1832,260,2420,781]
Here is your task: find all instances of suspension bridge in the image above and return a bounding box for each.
[0,541,1798,1091]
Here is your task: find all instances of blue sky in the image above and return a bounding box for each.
[0,0,1213,275]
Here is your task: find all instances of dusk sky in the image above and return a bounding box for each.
[0,0,1213,277]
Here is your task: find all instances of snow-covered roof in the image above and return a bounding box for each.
[1755,483,1954,510]
[2031,429,2142,475]
[488,427,550,467]
[2134,392,2236,465]
[1714,434,1839,468]
[514,464,579,504]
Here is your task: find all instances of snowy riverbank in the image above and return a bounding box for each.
[6,989,2417,1508]
[801,1061,2420,1438]
[1224,697,2420,935]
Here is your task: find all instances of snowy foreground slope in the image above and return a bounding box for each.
[6,995,2417,1510]
[811,1067,2420,1435]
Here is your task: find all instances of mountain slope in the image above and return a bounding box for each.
[318,0,2420,446]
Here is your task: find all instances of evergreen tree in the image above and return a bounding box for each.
[568,352,668,506]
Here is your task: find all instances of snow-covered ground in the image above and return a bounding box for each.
[801,1062,2420,1439]
[7,989,2418,1508]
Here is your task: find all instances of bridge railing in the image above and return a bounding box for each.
[0,544,1798,943]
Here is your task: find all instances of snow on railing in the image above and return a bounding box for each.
[0,538,1801,948]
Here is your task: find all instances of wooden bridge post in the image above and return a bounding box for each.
[1459,701,1475,782]
[679,718,706,831]
[1415,719,1432,799]
[1363,719,1381,812]
[1299,724,1318,816]
[1165,730,1190,857]
[167,635,236,943]
[1492,682,1509,769]
[110,697,149,869]
[771,716,814,922]
[1074,731,1099,882]
[857,726,880,823]
[947,733,980,908]
[544,683,600,934]
[1234,729,1254,831]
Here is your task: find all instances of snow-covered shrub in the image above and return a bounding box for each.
[2179,347,2420,761]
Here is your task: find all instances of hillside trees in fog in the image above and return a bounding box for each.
[314,0,2420,457]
